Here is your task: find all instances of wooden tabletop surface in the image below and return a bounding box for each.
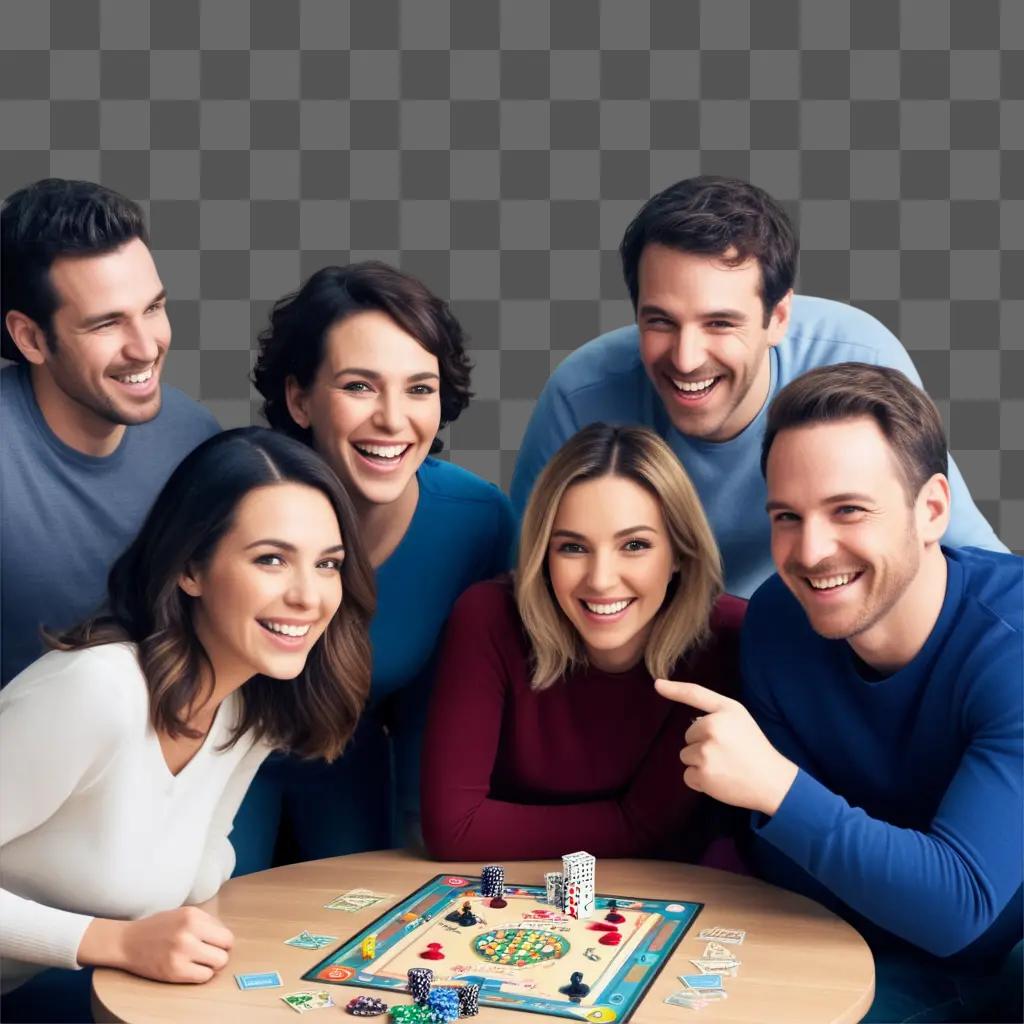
[92,850,874,1024]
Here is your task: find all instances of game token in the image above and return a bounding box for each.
[588,921,618,931]
[427,986,461,1023]
[389,1006,435,1023]
[345,995,388,1017]
[419,942,445,960]
[603,899,625,924]
[361,934,377,959]
[558,971,591,1000]
[456,984,480,1017]
[407,967,433,1004]
[583,947,600,961]
[445,900,478,927]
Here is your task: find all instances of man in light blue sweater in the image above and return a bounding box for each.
[657,365,1022,1022]
[510,176,1006,597]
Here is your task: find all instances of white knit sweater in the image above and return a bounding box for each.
[0,643,272,993]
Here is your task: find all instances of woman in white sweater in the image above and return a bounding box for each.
[0,428,374,1020]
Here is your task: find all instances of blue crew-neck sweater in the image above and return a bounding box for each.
[509,297,1007,598]
[742,547,1023,961]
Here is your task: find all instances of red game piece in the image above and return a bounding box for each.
[604,900,625,924]
[420,942,445,960]
[598,931,622,946]
[587,922,618,932]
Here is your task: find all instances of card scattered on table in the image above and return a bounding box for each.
[697,926,745,945]
[324,888,394,912]
[235,970,283,990]
[702,942,733,960]
[281,990,335,1013]
[690,957,741,975]
[680,974,723,990]
[665,987,727,1010]
[285,930,338,950]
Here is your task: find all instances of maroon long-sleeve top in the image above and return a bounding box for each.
[421,578,746,861]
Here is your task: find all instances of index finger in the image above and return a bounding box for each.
[654,678,732,714]
[194,914,234,951]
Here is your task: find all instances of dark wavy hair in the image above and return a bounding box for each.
[1,178,149,362]
[46,428,375,762]
[252,262,473,455]
[619,175,798,325]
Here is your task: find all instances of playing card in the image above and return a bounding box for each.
[702,942,732,959]
[690,957,741,975]
[664,988,709,1009]
[235,970,283,990]
[679,974,724,990]
[280,990,335,1013]
[324,888,394,911]
[697,926,745,945]
[285,930,338,950]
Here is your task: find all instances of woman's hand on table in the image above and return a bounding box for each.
[78,906,235,983]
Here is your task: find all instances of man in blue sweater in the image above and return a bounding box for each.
[657,364,1022,1022]
[510,176,1006,598]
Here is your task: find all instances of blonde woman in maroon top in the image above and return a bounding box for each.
[421,423,745,861]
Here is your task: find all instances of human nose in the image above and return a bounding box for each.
[283,566,318,609]
[585,548,619,592]
[670,325,708,375]
[122,317,162,364]
[796,515,838,570]
[371,387,405,434]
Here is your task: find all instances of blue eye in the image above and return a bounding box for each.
[623,538,651,552]
[557,542,585,554]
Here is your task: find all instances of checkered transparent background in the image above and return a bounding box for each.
[1,0,1020,550]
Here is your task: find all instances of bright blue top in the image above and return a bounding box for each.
[367,456,515,840]
[509,297,1007,598]
[742,547,1024,960]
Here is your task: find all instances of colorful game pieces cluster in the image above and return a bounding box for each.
[472,927,569,965]
[558,972,591,1001]
[604,899,625,924]
[480,864,507,907]
[419,942,445,960]
[346,995,388,1017]
[427,987,460,1023]
[407,967,433,1004]
[456,984,480,1017]
[445,900,478,927]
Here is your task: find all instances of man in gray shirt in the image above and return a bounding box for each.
[1,179,219,684]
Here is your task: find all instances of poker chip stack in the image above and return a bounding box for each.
[346,995,388,1017]
[456,984,480,1017]
[427,987,460,1023]
[407,967,433,1005]
[388,1006,434,1023]
[480,864,504,899]
[544,871,563,906]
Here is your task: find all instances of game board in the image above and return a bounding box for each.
[303,873,702,1022]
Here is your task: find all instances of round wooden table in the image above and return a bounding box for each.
[92,850,874,1024]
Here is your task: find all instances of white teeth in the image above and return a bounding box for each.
[584,599,632,615]
[117,368,153,384]
[262,621,311,637]
[671,377,716,393]
[355,443,409,460]
[807,574,854,591]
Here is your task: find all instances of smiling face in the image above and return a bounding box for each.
[286,310,442,508]
[181,482,345,690]
[637,243,791,442]
[37,238,170,431]
[547,474,678,673]
[765,417,933,643]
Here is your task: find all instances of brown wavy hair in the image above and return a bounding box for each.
[252,261,472,454]
[46,428,375,761]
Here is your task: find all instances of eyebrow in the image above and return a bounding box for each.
[551,525,656,540]
[333,367,440,383]
[78,288,167,328]
[637,304,747,322]
[244,538,346,555]
[765,492,877,513]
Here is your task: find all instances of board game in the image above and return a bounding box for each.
[303,873,702,1021]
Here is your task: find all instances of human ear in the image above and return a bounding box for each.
[285,375,312,430]
[178,569,202,598]
[916,473,951,545]
[5,311,49,366]
[765,290,793,349]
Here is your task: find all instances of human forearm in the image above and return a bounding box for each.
[0,889,95,971]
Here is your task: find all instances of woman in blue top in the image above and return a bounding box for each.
[233,262,515,870]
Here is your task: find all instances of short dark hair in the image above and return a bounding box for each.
[1,178,149,363]
[760,363,949,502]
[253,262,473,455]
[49,428,375,762]
[619,175,798,323]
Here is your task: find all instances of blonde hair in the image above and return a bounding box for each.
[515,423,723,690]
